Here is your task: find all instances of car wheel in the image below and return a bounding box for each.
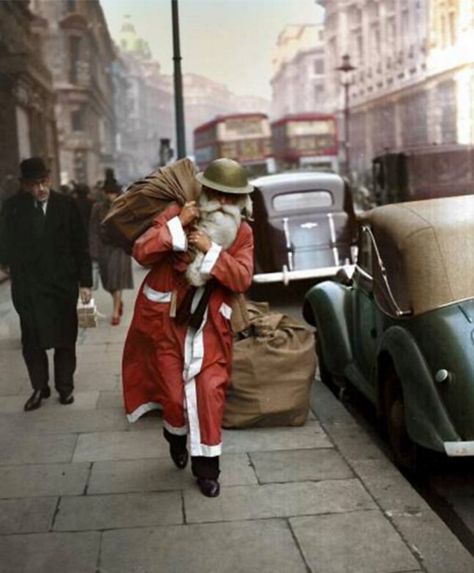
[384,366,418,472]
[315,336,332,385]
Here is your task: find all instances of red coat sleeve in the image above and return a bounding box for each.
[132,203,183,266]
[209,222,254,293]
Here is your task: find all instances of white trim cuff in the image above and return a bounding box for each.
[199,242,222,276]
[127,402,162,423]
[163,419,188,436]
[167,216,187,252]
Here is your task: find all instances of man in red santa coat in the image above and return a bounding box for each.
[122,158,254,497]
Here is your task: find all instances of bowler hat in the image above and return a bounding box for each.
[20,157,50,180]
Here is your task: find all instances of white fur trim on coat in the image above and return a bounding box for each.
[167,216,187,252]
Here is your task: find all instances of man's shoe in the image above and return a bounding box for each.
[197,478,220,498]
[24,387,50,412]
[59,392,74,405]
[170,446,189,469]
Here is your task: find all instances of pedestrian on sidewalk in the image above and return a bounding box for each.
[0,157,92,411]
[89,171,133,325]
[122,158,254,498]
[73,183,95,231]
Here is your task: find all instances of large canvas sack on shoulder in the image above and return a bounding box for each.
[101,158,200,253]
[224,302,316,428]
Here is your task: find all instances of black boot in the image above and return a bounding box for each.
[192,456,220,497]
[163,428,188,469]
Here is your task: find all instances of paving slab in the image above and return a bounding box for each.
[53,491,182,531]
[72,429,168,462]
[101,519,307,573]
[0,462,90,498]
[74,373,120,392]
[223,420,331,453]
[185,479,375,523]
[0,408,128,434]
[0,432,77,465]
[250,448,353,483]
[0,531,101,573]
[0,497,57,534]
[291,510,420,573]
[96,391,124,409]
[89,453,257,494]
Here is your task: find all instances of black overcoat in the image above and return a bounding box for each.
[0,190,92,349]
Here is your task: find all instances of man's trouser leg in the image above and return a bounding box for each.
[20,319,49,391]
[54,346,76,396]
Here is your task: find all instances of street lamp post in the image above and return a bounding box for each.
[336,54,356,178]
[171,0,186,159]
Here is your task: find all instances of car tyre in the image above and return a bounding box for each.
[383,365,419,473]
[315,336,333,387]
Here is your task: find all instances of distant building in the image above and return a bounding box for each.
[0,0,58,196]
[318,0,474,178]
[115,16,270,166]
[115,16,174,179]
[271,24,327,119]
[174,73,270,155]
[31,0,116,185]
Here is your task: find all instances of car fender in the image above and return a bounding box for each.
[377,325,459,451]
[304,281,352,376]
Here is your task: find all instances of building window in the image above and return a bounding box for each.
[71,107,85,132]
[69,36,82,84]
[67,0,76,12]
[313,60,324,74]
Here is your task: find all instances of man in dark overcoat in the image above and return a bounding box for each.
[0,157,92,411]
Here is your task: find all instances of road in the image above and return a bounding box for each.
[253,279,474,558]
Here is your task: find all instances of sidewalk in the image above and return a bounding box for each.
[0,269,473,573]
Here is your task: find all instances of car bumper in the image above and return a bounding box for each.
[253,265,354,286]
[444,441,474,456]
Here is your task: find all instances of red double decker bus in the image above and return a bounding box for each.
[194,113,275,177]
[271,113,339,172]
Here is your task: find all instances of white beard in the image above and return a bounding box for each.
[185,194,242,287]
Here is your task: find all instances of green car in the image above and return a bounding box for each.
[303,195,474,468]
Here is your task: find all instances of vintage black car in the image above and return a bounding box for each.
[251,172,357,285]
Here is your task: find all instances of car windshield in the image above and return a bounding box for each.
[273,190,333,212]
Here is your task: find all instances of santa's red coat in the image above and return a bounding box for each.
[122,204,254,457]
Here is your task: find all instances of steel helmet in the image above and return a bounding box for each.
[196,158,253,194]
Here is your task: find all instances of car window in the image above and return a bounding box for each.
[272,190,333,212]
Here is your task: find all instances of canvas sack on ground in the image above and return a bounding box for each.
[223,302,316,428]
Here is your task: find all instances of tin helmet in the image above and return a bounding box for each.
[196,158,253,194]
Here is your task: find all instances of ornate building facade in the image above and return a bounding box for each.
[271,24,327,119]
[0,0,58,198]
[31,0,116,185]
[318,0,474,179]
